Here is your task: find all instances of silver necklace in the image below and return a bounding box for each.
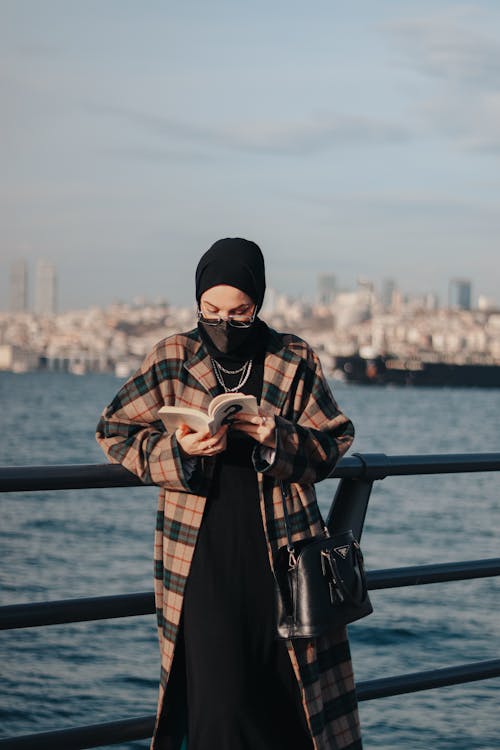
[213,360,248,375]
[211,358,253,393]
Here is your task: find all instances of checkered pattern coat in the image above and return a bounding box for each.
[96,327,361,750]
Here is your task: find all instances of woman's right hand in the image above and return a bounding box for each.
[176,423,229,457]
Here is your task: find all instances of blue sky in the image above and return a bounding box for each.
[1,1,500,309]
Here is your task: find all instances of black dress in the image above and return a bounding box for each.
[181,341,313,750]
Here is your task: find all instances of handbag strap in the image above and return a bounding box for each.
[279,481,329,569]
[279,481,297,567]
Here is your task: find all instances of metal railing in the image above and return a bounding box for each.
[1,452,499,749]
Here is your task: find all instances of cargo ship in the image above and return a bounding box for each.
[333,354,500,387]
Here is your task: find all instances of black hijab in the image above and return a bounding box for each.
[196,238,266,311]
[195,237,268,363]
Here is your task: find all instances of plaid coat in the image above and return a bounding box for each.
[96,326,361,750]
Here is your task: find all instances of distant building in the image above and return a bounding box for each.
[35,260,57,315]
[356,278,375,316]
[357,277,374,294]
[9,259,28,312]
[317,273,336,305]
[449,278,472,310]
[380,278,397,311]
[261,287,277,316]
[424,292,440,311]
[477,295,497,312]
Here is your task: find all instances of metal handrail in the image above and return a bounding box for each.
[1,453,499,749]
[0,715,155,750]
[2,558,500,630]
[2,452,500,492]
[3,659,500,750]
[356,658,500,701]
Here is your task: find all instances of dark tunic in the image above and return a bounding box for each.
[181,346,313,750]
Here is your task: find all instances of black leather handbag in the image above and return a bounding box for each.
[275,483,373,639]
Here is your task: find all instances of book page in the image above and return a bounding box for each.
[158,406,210,435]
[208,393,258,432]
[208,392,258,413]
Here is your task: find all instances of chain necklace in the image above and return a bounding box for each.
[212,360,248,375]
[211,357,253,393]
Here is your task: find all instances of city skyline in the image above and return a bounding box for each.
[2,2,499,310]
[5,256,493,313]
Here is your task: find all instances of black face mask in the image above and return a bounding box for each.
[199,320,257,355]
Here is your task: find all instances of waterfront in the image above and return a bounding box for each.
[2,296,500,381]
[0,372,499,749]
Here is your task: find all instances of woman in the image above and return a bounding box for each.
[96,238,361,750]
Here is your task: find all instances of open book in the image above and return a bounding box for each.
[158,393,259,436]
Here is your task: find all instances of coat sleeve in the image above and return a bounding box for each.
[95,345,204,493]
[253,346,354,484]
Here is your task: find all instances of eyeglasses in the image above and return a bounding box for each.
[197,307,257,328]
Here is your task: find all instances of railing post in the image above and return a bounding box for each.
[326,453,391,540]
[326,477,373,541]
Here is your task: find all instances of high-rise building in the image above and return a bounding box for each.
[9,259,28,312]
[380,278,397,311]
[35,260,57,315]
[448,278,472,310]
[317,273,336,305]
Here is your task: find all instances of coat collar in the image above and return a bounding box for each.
[261,328,303,415]
[182,327,304,414]
[183,335,220,399]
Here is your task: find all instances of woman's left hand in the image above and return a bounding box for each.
[231,410,276,448]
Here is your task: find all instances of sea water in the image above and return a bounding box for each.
[0,372,499,749]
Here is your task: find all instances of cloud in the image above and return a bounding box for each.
[421,89,500,153]
[219,114,409,154]
[98,105,410,157]
[293,188,499,218]
[384,9,500,88]
[383,8,500,154]
[102,144,215,164]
